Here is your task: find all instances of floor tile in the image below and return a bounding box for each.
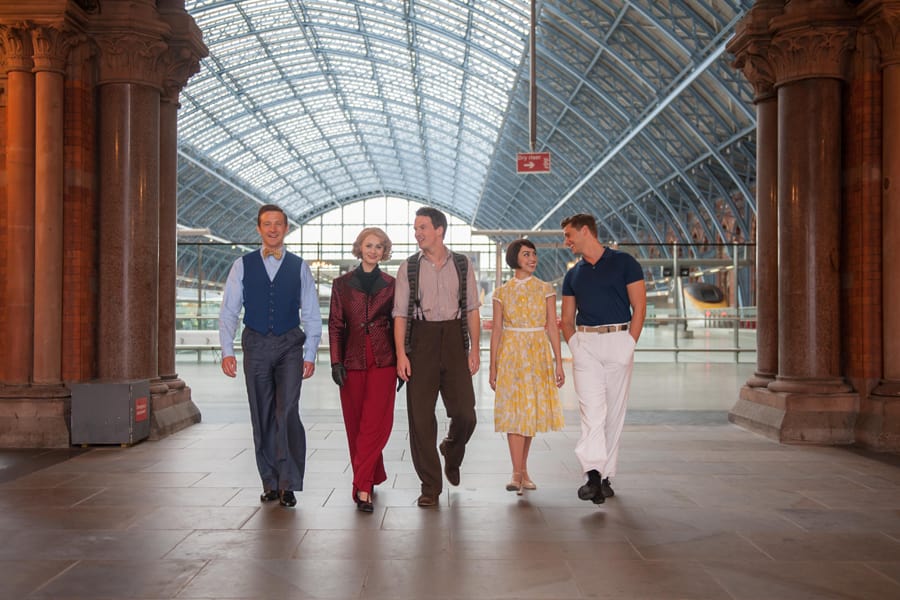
[0,360,896,599]
[703,560,900,600]
[28,559,205,599]
[176,558,368,599]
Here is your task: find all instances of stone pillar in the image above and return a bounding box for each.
[751,95,778,384]
[150,0,206,437]
[729,3,859,444]
[95,33,165,381]
[770,77,846,393]
[0,0,205,447]
[1,26,35,385]
[158,93,180,386]
[31,25,71,386]
[728,0,782,388]
[865,1,900,449]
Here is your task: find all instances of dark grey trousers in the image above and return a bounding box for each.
[241,327,307,491]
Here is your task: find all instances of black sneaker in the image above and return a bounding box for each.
[260,489,278,502]
[577,481,603,503]
[601,477,614,498]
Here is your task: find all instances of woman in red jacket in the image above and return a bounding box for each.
[328,227,397,512]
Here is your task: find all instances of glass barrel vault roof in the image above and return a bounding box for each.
[177,0,757,278]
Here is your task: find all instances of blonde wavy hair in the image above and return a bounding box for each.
[351,227,392,261]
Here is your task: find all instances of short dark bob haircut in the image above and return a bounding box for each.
[505,238,537,270]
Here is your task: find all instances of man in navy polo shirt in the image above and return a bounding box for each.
[219,204,322,508]
[560,213,646,505]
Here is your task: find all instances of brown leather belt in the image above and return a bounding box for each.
[576,324,629,334]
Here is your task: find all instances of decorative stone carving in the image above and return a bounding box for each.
[732,46,776,101]
[158,0,208,104]
[31,24,77,74]
[862,2,900,66]
[728,0,783,101]
[769,26,855,85]
[160,44,201,104]
[94,34,168,90]
[0,23,33,72]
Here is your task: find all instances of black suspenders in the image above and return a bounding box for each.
[404,252,470,355]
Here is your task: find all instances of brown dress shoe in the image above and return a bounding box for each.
[439,439,460,486]
[416,493,439,507]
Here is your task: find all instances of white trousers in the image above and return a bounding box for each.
[569,330,635,478]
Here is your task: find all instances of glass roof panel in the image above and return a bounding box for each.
[179,0,758,280]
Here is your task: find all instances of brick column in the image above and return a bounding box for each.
[0,26,35,386]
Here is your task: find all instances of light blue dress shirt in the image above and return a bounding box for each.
[218,249,322,362]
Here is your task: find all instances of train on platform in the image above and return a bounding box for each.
[646,281,731,326]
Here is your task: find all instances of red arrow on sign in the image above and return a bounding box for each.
[516,152,551,174]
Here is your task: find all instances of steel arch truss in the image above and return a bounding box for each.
[177,0,757,282]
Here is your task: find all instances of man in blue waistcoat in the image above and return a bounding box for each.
[218,204,322,507]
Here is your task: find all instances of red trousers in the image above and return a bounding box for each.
[340,338,396,498]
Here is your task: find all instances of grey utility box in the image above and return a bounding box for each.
[70,380,151,446]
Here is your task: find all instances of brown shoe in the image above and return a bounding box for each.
[439,439,460,486]
[416,493,439,507]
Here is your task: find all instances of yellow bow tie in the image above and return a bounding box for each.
[263,248,283,260]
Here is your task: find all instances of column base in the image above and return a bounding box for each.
[160,373,186,391]
[746,371,776,388]
[0,384,72,448]
[149,384,201,440]
[729,385,859,445]
[855,384,900,451]
[768,374,852,394]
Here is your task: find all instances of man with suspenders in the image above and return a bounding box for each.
[393,207,481,507]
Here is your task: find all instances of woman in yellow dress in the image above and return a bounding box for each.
[489,238,565,494]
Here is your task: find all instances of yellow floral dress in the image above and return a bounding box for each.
[492,276,565,436]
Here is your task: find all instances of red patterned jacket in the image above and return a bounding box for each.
[328,267,397,370]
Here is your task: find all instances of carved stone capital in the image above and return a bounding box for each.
[0,23,34,73]
[732,43,777,101]
[729,0,784,100]
[94,33,168,90]
[31,24,79,74]
[160,43,202,103]
[158,3,208,104]
[861,2,900,66]
[769,25,856,85]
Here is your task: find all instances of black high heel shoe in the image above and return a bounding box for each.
[355,491,374,513]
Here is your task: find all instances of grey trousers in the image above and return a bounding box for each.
[241,327,307,491]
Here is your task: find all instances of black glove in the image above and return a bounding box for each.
[331,363,347,387]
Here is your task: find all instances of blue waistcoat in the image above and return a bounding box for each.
[242,251,304,336]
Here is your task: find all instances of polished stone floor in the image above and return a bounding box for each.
[2,356,900,599]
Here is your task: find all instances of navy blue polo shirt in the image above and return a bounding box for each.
[562,247,644,326]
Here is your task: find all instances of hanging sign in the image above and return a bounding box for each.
[516,152,551,174]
